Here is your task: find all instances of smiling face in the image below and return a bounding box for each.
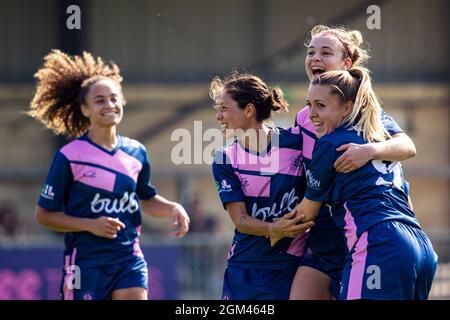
[305,33,351,81]
[81,79,124,129]
[214,91,251,137]
[307,84,352,138]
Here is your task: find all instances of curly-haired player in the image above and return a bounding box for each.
[29,50,190,300]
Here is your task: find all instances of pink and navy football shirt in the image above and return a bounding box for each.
[304,122,421,248]
[212,127,306,270]
[294,106,407,237]
[38,133,157,268]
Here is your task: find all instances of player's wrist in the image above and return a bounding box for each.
[268,222,278,238]
[171,202,184,215]
[79,217,95,234]
[367,142,379,160]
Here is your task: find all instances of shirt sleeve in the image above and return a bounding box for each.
[380,109,404,136]
[212,151,245,210]
[38,151,72,212]
[295,106,310,127]
[136,146,158,200]
[304,139,337,202]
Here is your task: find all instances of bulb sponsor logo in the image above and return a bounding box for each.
[90,192,139,214]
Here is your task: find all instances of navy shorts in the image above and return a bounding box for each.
[300,249,345,299]
[299,221,348,298]
[340,220,438,300]
[61,255,148,300]
[222,266,297,300]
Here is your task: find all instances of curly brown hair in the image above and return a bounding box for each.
[28,50,124,138]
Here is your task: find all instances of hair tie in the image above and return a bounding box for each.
[324,31,350,59]
[272,89,279,101]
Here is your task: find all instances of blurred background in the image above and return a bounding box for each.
[0,0,448,299]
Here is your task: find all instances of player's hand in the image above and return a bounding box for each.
[171,203,190,238]
[268,210,314,246]
[270,220,314,246]
[89,216,126,239]
[334,143,375,173]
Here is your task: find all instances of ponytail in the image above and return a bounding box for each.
[312,66,390,142]
[210,72,289,121]
[271,87,289,112]
[345,67,389,142]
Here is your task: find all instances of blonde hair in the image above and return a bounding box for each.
[209,72,289,121]
[306,25,370,67]
[28,50,124,138]
[312,67,390,142]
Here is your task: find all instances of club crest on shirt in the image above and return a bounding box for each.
[290,154,303,170]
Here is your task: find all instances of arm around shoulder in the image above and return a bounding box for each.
[371,132,416,161]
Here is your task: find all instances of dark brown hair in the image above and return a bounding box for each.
[209,72,289,121]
